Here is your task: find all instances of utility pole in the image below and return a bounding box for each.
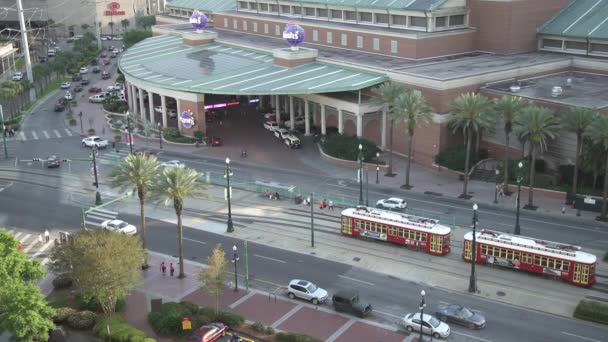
[94,19,102,50]
[0,105,8,159]
[92,146,102,205]
[310,192,314,248]
[244,241,249,291]
[16,0,35,101]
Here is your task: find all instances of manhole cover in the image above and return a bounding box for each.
[496,291,506,297]
[353,257,361,262]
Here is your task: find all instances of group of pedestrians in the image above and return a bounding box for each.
[302,197,334,210]
[3,127,15,137]
[160,261,175,277]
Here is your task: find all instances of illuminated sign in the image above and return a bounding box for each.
[180,109,195,129]
[190,10,208,32]
[105,2,126,15]
[283,22,305,50]
[204,101,240,110]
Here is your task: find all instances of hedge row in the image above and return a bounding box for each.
[574,300,608,325]
[148,302,243,337]
[320,133,382,164]
[94,314,156,342]
[275,332,323,342]
[53,308,96,330]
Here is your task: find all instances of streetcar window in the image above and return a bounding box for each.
[563,262,570,272]
[500,249,507,258]
[534,255,541,266]
[541,257,548,267]
[481,245,487,255]
[555,260,562,270]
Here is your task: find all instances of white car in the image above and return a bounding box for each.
[89,93,108,103]
[79,67,88,74]
[376,197,407,209]
[107,85,121,92]
[284,135,301,149]
[12,72,23,81]
[101,220,137,235]
[113,35,123,41]
[60,82,71,89]
[64,91,73,100]
[101,36,110,41]
[263,121,279,131]
[82,136,108,148]
[287,279,328,305]
[112,48,119,54]
[402,313,450,339]
[274,128,289,140]
[161,160,185,168]
[293,116,306,126]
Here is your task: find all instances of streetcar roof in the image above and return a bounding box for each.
[464,230,597,264]
[341,206,451,235]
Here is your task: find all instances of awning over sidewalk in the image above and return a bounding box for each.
[118,34,387,95]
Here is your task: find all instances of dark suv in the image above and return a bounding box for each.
[332,290,372,318]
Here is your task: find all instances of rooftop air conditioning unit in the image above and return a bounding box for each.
[551,86,563,98]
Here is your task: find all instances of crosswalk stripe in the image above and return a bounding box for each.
[32,132,39,140]
[42,130,50,139]
[14,232,22,239]
[87,213,114,220]
[84,221,103,227]
[32,240,54,258]
[41,258,49,266]
[64,128,73,136]
[19,233,31,243]
[53,129,61,138]
[91,208,119,215]
[19,131,26,140]
[23,237,40,253]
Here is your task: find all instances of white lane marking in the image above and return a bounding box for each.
[41,258,49,266]
[373,309,402,319]
[451,331,493,342]
[42,130,50,139]
[183,237,206,245]
[14,232,22,239]
[90,208,118,215]
[23,237,40,252]
[561,332,601,342]
[254,254,286,263]
[19,234,31,243]
[84,221,103,227]
[439,301,449,304]
[64,129,73,136]
[32,240,53,258]
[53,129,61,138]
[31,131,39,140]
[338,275,374,286]
[19,131,26,140]
[86,213,115,221]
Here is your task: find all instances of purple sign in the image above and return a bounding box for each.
[190,10,208,32]
[180,110,195,129]
[283,22,305,50]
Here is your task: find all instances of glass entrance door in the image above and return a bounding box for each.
[430,235,442,254]
[573,263,590,285]
[341,216,352,235]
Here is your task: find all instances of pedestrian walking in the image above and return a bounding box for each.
[319,199,324,209]
[328,200,334,211]
[170,263,175,277]
[44,229,50,242]
[38,234,43,244]
[306,196,311,206]
[161,261,166,275]
[562,206,566,214]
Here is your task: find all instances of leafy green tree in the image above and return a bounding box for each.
[151,167,208,278]
[371,81,406,176]
[123,29,153,48]
[121,19,130,31]
[0,230,55,342]
[81,23,90,31]
[494,96,526,193]
[585,116,608,220]
[514,106,561,208]
[199,244,228,313]
[581,137,606,191]
[108,21,115,36]
[448,93,495,198]
[48,229,144,313]
[392,91,433,188]
[563,107,597,196]
[109,154,161,268]
[136,15,156,29]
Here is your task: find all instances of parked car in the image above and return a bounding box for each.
[287,279,328,305]
[82,136,108,148]
[12,72,23,81]
[402,313,450,339]
[376,198,407,209]
[100,220,137,235]
[332,290,372,318]
[60,82,71,89]
[92,66,101,73]
[263,113,277,121]
[46,155,61,168]
[284,135,301,149]
[435,304,486,329]
[81,79,90,86]
[88,86,102,93]
[113,35,123,41]
[47,49,56,57]
[39,56,47,63]
[107,84,122,92]
[210,136,222,147]
[89,93,107,103]
[72,73,82,81]
[101,71,111,80]
[54,102,65,112]
[161,160,185,168]
[79,67,88,74]
[189,323,226,342]
[263,121,279,131]
[293,116,306,126]
[274,128,289,140]
[64,91,73,100]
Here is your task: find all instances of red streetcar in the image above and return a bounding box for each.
[341,206,451,255]
[463,229,597,286]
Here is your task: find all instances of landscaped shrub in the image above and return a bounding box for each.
[194,130,204,142]
[148,302,198,336]
[66,310,97,330]
[275,332,323,342]
[88,128,95,135]
[53,307,77,324]
[320,134,381,163]
[214,311,244,327]
[250,322,265,333]
[75,294,126,313]
[573,300,608,325]
[52,275,73,289]
[163,127,180,138]
[69,118,77,126]
[94,314,155,342]
[103,100,129,113]
[435,145,468,172]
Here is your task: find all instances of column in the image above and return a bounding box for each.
[381,107,387,149]
[132,86,139,117]
[138,88,145,119]
[321,105,326,135]
[148,91,155,125]
[176,98,182,132]
[338,109,344,134]
[161,95,168,128]
[270,94,275,108]
[356,113,363,138]
[275,95,280,124]
[312,103,318,125]
[304,100,310,136]
[127,83,134,112]
[289,96,295,130]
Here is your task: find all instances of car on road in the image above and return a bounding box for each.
[92,66,101,73]
[189,323,227,342]
[287,279,328,305]
[263,113,277,121]
[107,84,122,92]
[402,313,450,339]
[82,136,108,148]
[64,92,73,100]
[46,155,60,168]
[135,148,158,156]
[112,48,119,54]
[72,73,82,81]
[102,59,110,65]
[100,52,107,58]
[81,78,90,86]
[54,102,65,112]
[263,121,279,131]
[110,52,117,58]
[332,290,372,318]
[47,49,56,57]
[376,198,407,209]
[293,116,306,126]
[101,36,110,41]
[210,136,222,147]
[12,72,23,81]
[89,93,108,103]
[113,35,123,41]
[90,59,98,65]
[161,160,185,168]
[39,56,48,63]
[89,86,102,93]
[101,71,111,80]
[435,304,486,329]
[274,128,289,140]
[79,67,88,74]
[73,85,83,93]
[100,220,137,235]
[284,135,301,149]
[60,82,71,89]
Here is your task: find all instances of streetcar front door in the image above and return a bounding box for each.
[341,216,352,235]
[430,235,443,254]
[573,263,590,285]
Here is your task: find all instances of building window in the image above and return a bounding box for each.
[249,2,257,10]
[591,43,608,53]
[331,9,342,20]
[253,22,258,32]
[542,39,562,49]
[356,36,363,48]
[436,16,447,27]
[373,38,380,50]
[242,20,248,31]
[304,7,315,16]
[264,23,269,34]
[313,30,318,41]
[375,13,389,24]
[449,14,465,26]
[292,6,301,15]
[391,15,407,26]
[317,8,328,18]
[270,4,278,13]
[359,12,372,22]
[565,41,587,50]
[410,16,426,28]
[281,5,290,15]
[275,24,281,36]
[259,3,268,11]
[223,18,228,28]
[233,19,238,29]
[341,33,347,46]
[390,40,398,53]
[327,32,333,44]
[238,1,247,10]
[344,10,356,21]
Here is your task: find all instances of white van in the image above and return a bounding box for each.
[47,49,56,57]
[89,93,107,103]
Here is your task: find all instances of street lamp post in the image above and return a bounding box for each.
[78,111,84,133]
[493,169,499,204]
[358,144,363,205]
[92,145,102,205]
[232,245,239,292]
[468,204,478,293]
[515,161,523,235]
[225,158,234,233]
[157,122,163,149]
[0,105,8,159]
[126,112,133,154]
[375,152,380,184]
[419,290,426,342]
[365,168,369,206]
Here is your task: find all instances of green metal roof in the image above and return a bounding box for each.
[166,0,236,12]
[539,0,608,40]
[119,34,387,95]
[166,0,447,12]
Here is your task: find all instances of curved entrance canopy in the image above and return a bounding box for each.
[118,34,387,95]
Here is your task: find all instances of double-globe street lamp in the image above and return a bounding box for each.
[375,152,380,184]
[232,245,239,292]
[225,158,234,233]
[419,290,426,342]
[493,169,500,204]
[358,143,363,205]
[515,161,524,235]
[157,122,163,149]
[469,203,478,293]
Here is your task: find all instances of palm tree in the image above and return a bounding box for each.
[121,19,130,31]
[371,81,406,176]
[581,137,606,191]
[494,96,526,193]
[448,93,495,198]
[108,22,115,36]
[585,116,608,220]
[109,154,161,268]
[563,107,597,196]
[392,91,433,188]
[513,106,561,208]
[151,167,208,278]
